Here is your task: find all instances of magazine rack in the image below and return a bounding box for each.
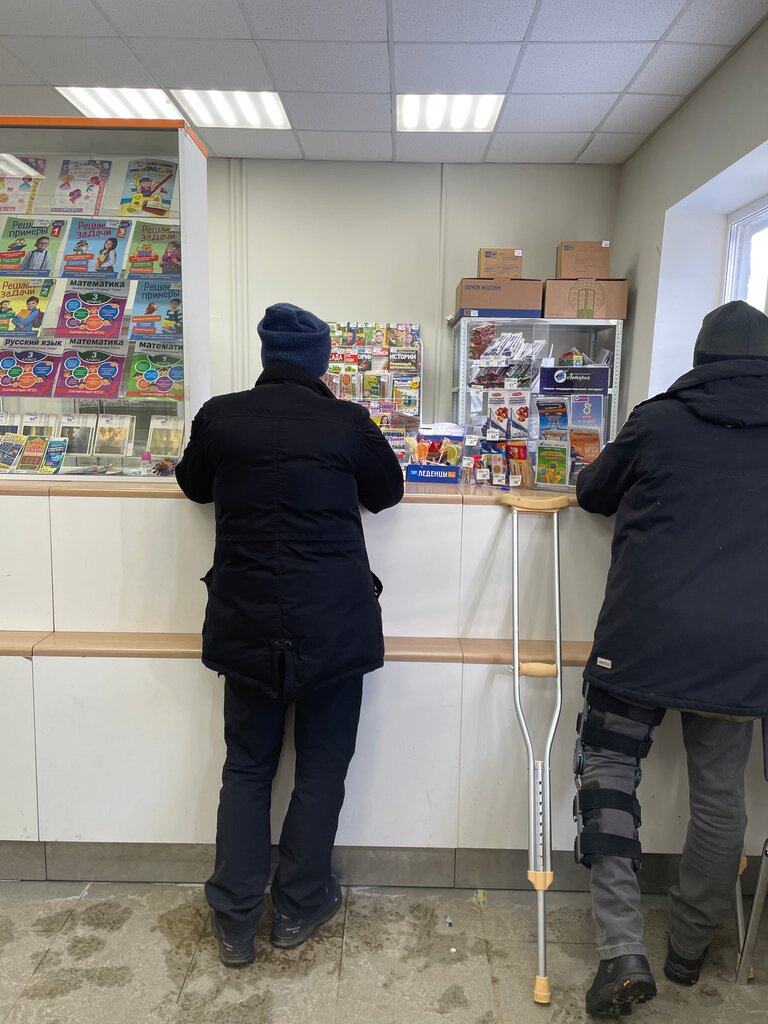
[0,117,209,478]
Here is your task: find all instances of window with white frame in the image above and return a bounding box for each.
[724,194,768,311]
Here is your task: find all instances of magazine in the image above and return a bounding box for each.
[125,339,184,400]
[0,277,54,336]
[120,160,177,218]
[60,218,133,278]
[147,415,184,459]
[14,434,49,473]
[51,159,111,216]
[55,279,130,339]
[0,338,63,397]
[59,414,98,456]
[386,323,420,346]
[388,347,419,373]
[22,412,59,438]
[125,221,181,277]
[39,437,68,474]
[0,433,25,473]
[54,338,128,399]
[0,158,46,215]
[536,443,569,487]
[129,279,182,338]
[392,375,420,416]
[94,414,135,457]
[0,216,66,275]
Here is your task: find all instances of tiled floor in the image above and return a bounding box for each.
[0,882,765,1023]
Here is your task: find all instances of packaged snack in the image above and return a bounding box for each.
[507,442,532,487]
[487,390,530,439]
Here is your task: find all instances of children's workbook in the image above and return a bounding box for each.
[55,279,130,340]
[129,279,182,339]
[60,218,133,278]
[125,221,181,277]
[0,216,66,275]
[51,159,111,216]
[0,338,63,397]
[54,337,128,399]
[0,158,46,215]
[126,339,184,400]
[120,160,177,218]
[0,277,54,336]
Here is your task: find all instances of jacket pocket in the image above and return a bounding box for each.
[371,571,383,599]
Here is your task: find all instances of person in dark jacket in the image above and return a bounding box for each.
[175,302,404,967]
[574,300,768,1016]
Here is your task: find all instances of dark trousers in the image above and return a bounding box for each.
[205,674,364,940]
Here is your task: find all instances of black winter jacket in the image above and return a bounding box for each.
[175,363,404,698]
[578,359,768,717]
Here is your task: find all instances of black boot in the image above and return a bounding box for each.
[270,876,343,949]
[664,938,708,985]
[586,954,657,1016]
[211,911,256,968]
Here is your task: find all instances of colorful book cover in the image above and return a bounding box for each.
[22,413,58,438]
[569,428,602,486]
[0,338,63,397]
[126,339,184,400]
[389,347,419,373]
[129,279,182,339]
[392,375,420,416]
[51,159,111,216]
[0,433,25,473]
[536,443,568,487]
[0,158,46,215]
[60,218,133,278]
[120,160,177,218]
[39,437,68,474]
[386,323,420,346]
[147,415,184,458]
[361,372,387,401]
[0,217,66,275]
[59,414,97,456]
[54,338,128,399]
[571,394,604,435]
[0,277,54,336]
[125,221,181,277]
[15,434,49,473]
[536,396,570,443]
[94,414,135,457]
[55,279,129,339]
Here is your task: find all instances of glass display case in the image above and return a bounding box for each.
[0,117,209,478]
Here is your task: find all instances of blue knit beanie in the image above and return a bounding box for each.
[258,302,331,378]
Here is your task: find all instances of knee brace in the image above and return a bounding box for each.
[573,686,664,872]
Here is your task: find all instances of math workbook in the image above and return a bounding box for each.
[54,337,129,400]
[0,216,66,276]
[125,221,181,277]
[60,218,133,278]
[129,279,182,339]
[0,278,54,336]
[120,160,177,219]
[55,279,130,340]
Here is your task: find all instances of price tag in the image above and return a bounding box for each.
[487,428,501,441]
[462,456,475,468]
[476,469,490,482]
[465,434,478,447]
[493,474,506,486]
[509,474,522,488]
[470,386,483,395]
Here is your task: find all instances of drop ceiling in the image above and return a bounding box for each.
[0,0,766,164]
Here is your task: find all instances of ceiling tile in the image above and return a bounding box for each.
[0,0,117,36]
[531,0,686,41]
[98,0,251,38]
[498,93,618,132]
[629,42,731,95]
[282,93,391,132]
[601,93,681,132]
[392,0,538,42]
[396,132,491,163]
[668,0,768,45]
[298,131,392,161]
[243,0,387,41]
[130,39,272,91]
[578,132,647,163]
[260,42,390,92]
[0,44,42,86]
[3,37,151,87]
[394,43,521,93]
[488,133,591,162]
[198,128,302,160]
[0,85,81,116]
[513,42,654,93]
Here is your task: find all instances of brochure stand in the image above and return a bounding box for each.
[501,490,571,1005]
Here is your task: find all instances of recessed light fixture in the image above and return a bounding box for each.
[397,94,503,133]
[56,87,181,120]
[171,90,291,130]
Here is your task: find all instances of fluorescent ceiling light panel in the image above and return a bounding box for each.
[56,87,181,120]
[397,94,503,132]
[172,90,291,129]
[0,154,46,178]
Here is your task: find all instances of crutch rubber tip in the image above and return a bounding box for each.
[533,976,551,1004]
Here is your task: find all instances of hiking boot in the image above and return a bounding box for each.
[211,911,256,968]
[664,938,708,986]
[270,876,343,949]
[586,954,657,1016]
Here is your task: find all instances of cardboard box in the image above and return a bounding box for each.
[543,278,628,320]
[477,247,523,278]
[556,240,611,279]
[455,278,543,319]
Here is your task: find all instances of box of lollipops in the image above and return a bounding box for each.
[404,425,465,484]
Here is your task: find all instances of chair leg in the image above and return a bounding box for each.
[736,840,768,985]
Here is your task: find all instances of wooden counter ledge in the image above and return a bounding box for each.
[460,638,592,667]
[0,631,53,657]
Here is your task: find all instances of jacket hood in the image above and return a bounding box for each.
[659,358,768,427]
[693,300,768,365]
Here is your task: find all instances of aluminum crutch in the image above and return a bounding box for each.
[735,718,768,985]
[502,492,571,1006]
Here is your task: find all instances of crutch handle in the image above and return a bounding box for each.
[501,493,572,514]
[520,661,558,678]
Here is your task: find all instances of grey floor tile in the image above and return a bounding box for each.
[479,889,595,944]
[171,891,344,1024]
[336,889,494,1024]
[0,881,86,1020]
[5,883,208,1024]
[487,939,595,1023]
